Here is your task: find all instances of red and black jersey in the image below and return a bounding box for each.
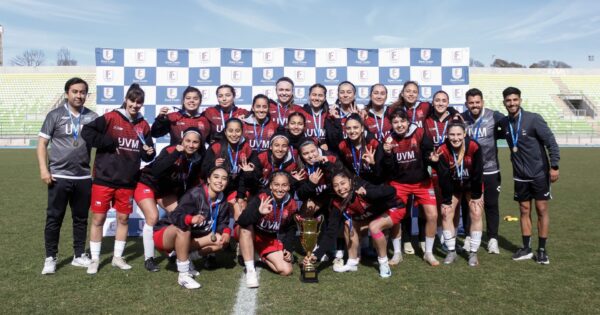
[302,105,328,145]
[253,150,298,190]
[331,179,404,222]
[242,115,278,153]
[437,138,483,203]
[201,105,249,140]
[269,101,304,127]
[200,139,257,198]
[379,124,434,184]
[403,102,431,129]
[156,185,232,238]
[151,110,210,145]
[139,145,203,198]
[364,109,392,142]
[337,136,382,184]
[237,192,298,236]
[81,109,155,188]
[324,116,348,153]
[424,114,452,150]
[295,151,341,200]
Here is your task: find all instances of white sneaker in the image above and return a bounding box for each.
[389,252,403,265]
[404,242,415,255]
[379,263,392,278]
[178,273,202,289]
[333,263,358,273]
[188,261,200,277]
[246,269,259,288]
[111,256,132,270]
[42,257,57,275]
[332,257,344,270]
[87,259,99,274]
[463,236,471,252]
[488,238,500,254]
[71,253,92,267]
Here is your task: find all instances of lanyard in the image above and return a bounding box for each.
[452,149,464,182]
[227,143,240,173]
[434,119,449,147]
[206,187,221,235]
[219,108,226,130]
[410,103,420,124]
[508,111,522,152]
[276,103,289,125]
[253,119,266,150]
[311,108,323,140]
[306,164,316,175]
[271,196,285,232]
[342,210,353,236]
[351,144,362,176]
[134,125,147,146]
[182,158,194,191]
[371,108,386,141]
[64,104,81,144]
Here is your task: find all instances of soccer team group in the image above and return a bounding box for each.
[38,76,560,289]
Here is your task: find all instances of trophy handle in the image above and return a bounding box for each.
[315,214,324,233]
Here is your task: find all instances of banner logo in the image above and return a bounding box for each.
[199,68,210,80]
[135,68,146,80]
[231,49,242,62]
[102,49,113,61]
[326,68,337,80]
[294,49,305,62]
[389,68,400,80]
[103,87,114,99]
[167,88,178,100]
[420,49,431,61]
[167,50,178,62]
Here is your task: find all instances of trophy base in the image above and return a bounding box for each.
[300,268,319,283]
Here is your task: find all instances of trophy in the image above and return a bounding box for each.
[295,214,323,283]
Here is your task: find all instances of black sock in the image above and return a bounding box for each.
[522,235,531,249]
[538,237,547,251]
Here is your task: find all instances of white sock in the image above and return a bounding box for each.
[377,256,389,265]
[90,241,101,260]
[142,223,154,260]
[335,250,344,259]
[244,260,255,272]
[176,259,190,274]
[425,237,435,253]
[470,231,482,253]
[114,240,126,258]
[347,258,359,266]
[443,230,456,251]
[392,237,401,253]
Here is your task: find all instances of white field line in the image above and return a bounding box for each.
[231,268,260,315]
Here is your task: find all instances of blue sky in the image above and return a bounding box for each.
[2,0,599,68]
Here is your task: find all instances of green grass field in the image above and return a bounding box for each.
[1,148,599,314]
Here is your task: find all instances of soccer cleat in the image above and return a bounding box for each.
[423,252,440,266]
[389,252,403,265]
[468,252,479,267]
[111,256,132,270]
[463,236,471,252]
[87,259,99,274]
[188,261,200,277]
[246,269,259,288]
[535,249,550,265]
[487,238,500,254]
[144,257,160,272]
[333,263,358,273]
[71,253,92,268]
[443,251,458,265]
[403,242,415,255]
[379,263,392,278]
[178,273,202,289]
[512,248,533,261]
[42,256,57,275]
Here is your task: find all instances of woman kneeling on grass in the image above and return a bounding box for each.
[304,169,406,278]
[153,166,232,289]
[431,120,484,267]
[237,171,299,288]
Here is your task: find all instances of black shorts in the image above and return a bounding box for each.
[513,177,551,201]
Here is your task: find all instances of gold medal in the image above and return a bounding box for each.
[386,137,393,144]
[210,233,217,242]
[512,147,518,153]
[73,140,79,146]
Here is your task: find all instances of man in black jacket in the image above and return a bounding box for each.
[499,87,560,265]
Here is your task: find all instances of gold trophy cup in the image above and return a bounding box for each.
[295,214,323,283]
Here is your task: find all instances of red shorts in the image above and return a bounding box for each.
[133,182,156,204]
[91,184,134,214]
[254,233,284,260]
[385,207,406,224]
[389,179,437,206]
[153,226,168,252]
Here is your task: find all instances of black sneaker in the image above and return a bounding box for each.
[144,257,160,272]
[535,249,550,265]
[512,247,533,261]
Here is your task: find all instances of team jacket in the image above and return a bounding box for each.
[302,104,328,145]
[236,192,299,251]
[423,108,459,150]
[294,151,342,201]
[437,138,483,205]
[364,108,392,142]
[499,109,560,180]
[81,109,155,188]
[379,124,435,184]
[269,100,305,127]
[461,108,506,174]
[312,179,405,259]
[336,135,382,184]
[151,110,211,145]
[200,139,257,198]
[156,185,232,238]
[139,145,203,197]
[242,115,278,153]
[201,105,249,141]
[390,101,431,129]
[246,150,298,193]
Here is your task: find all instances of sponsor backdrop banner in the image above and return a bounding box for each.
[96,47,469,236]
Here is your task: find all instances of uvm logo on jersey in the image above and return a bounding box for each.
[222,48,251,66]
[96,48,123,66]
[158,49,188,67]
[284,48,315,66]
[396,150,416,162]
[348,48,377,66]
[118,137,140,152]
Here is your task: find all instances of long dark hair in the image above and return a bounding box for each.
[121,83,145,109]
[308,83,330,112]
[389,80,418,113]
[364,83,388,112]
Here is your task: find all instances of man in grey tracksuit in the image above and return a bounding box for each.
[462,88,505,254]
[499,87,560,265]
